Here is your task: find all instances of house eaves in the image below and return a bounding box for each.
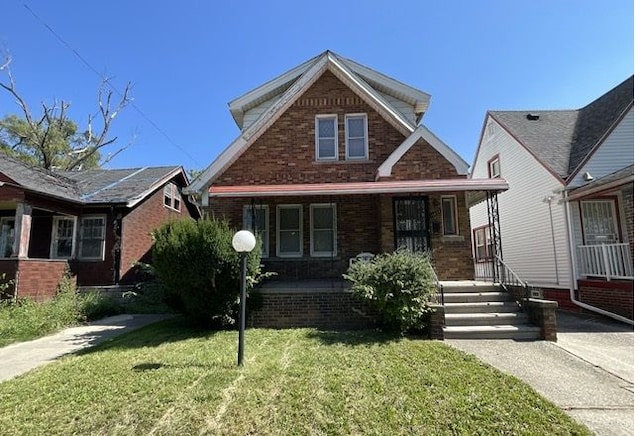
[377,125,468,179]
[188,51,421,197]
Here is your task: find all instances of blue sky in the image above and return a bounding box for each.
[0,1,633,174]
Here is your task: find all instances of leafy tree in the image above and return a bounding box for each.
[0,55,132,170]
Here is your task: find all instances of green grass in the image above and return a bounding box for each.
[0,318,590,435]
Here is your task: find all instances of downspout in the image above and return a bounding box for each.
[561,188,633,325]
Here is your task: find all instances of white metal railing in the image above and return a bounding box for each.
[577,243,634,280]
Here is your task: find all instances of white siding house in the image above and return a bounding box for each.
[469,76,634,320]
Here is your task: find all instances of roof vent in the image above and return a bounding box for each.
[526,113,540,120]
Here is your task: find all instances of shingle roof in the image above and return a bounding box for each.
[489,76,633,180]
[0,153,183,206]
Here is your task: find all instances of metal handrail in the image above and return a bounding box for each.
[427,261,445,306]
[494,255,529,309]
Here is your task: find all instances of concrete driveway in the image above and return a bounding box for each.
[447,311,634,436]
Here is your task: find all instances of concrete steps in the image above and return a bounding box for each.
[441,281,540,340]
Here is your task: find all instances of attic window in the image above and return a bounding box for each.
[526,113,540,120]
[315,115,338,160]
[163,183,182,212]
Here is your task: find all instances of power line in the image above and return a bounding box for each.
[22,3,200,166]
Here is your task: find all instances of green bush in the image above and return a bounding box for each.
[152,218,264,327]
[344,250,438,332]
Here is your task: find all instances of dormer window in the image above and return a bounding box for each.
[315,115,338,160]
[345,114,368,160]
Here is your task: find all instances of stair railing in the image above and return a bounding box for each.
[428,261,445,307]
[494,255,529,310]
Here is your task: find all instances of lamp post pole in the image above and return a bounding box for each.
[238,251,247,366]
[232,230,256,367]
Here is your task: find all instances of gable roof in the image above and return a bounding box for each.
[189,51,432,195]
[0,153,188,208]
[377,125,468,178]
[487,76,633,182]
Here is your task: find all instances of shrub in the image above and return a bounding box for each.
[152,218,264,327]
[344,250,438,332]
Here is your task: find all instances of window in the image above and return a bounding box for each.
[277,205,302,257]
[163,183,181,211]
[243,205,269,257]
[315,115,338,160]
[489,156,501,178]
[310,204,337,257]
[581,200,619,244]
[473,226,494,261]
[79,215,106,260]
[0,217,15,258]
[393,198,430,252]
[345,114,368,160]
[441,196,458,236]
[51,216,76,259]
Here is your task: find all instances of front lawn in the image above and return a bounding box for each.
[0,318,589,435]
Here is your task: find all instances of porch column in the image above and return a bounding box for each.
[13,202,32,259]
[486,191,503,280]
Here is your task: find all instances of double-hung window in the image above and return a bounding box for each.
[489,156,501,178]
[79,215,106,260]
[243,205,269,257]
[441,196,458,236]
[0,217,15,258]
[345,114,368,160]
[310,204,337,257]
[51,216,76,259]
[315,115,338,160]
[473,226,494,261]
[163,183,182,211]
[277,205,302,257]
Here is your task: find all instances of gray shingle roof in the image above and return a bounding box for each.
[0,153,183,206]
[490,76,633,180]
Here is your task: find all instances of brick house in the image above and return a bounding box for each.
[188,51,506,327]
[0,154,200,300]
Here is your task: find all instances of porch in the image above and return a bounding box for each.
[576,243,633,281]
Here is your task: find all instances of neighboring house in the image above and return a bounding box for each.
[188,50,506,327]
[469,76,633,321]
[0,154,200,300]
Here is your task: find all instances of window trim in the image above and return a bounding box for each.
[50,216,77,259]
[441,195,459,236]
[310,203,337,257]
[473,225,494,262]
[243,205,269,258]
[163,183,182,212]
[488,154,501,178]
[315,115,338,161]
[276,205,303,258]
[78,214,107,260]
[345,113,369,160]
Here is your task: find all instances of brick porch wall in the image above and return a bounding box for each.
[15,259,69,301]
[576,279,634,319]
[248,290,381,329]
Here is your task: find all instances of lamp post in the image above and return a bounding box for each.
[232,230,256,366]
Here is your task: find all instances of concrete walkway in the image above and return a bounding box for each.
[0,314,173,383]
[447,311,634,436]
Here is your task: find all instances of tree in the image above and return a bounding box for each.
[0,54,133,171]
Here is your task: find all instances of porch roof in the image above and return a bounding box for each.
[208,178,508,198]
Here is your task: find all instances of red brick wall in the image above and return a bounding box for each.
[71,208,117,287]
[216,71,405,186]
[576,279,633,319]
[541,288,582,312]
[248,290,381,329]
[15,259,69,301]
[120,184,185,283]
[385,138,464,181]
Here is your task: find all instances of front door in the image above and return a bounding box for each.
[393,197,430,252]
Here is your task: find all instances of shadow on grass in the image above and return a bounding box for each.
[77,316,229,354]
[305,329,402,347]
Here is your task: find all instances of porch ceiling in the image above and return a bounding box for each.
[208,178,508,198]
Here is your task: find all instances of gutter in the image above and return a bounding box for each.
[561,188,633,325]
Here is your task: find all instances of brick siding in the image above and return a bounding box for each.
[15,259,68,301]
[248,290,381,329]
[576,279,633,319]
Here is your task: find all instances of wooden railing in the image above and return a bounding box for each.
[577,243,633,281]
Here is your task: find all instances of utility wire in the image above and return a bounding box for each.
[22,3,200,166]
